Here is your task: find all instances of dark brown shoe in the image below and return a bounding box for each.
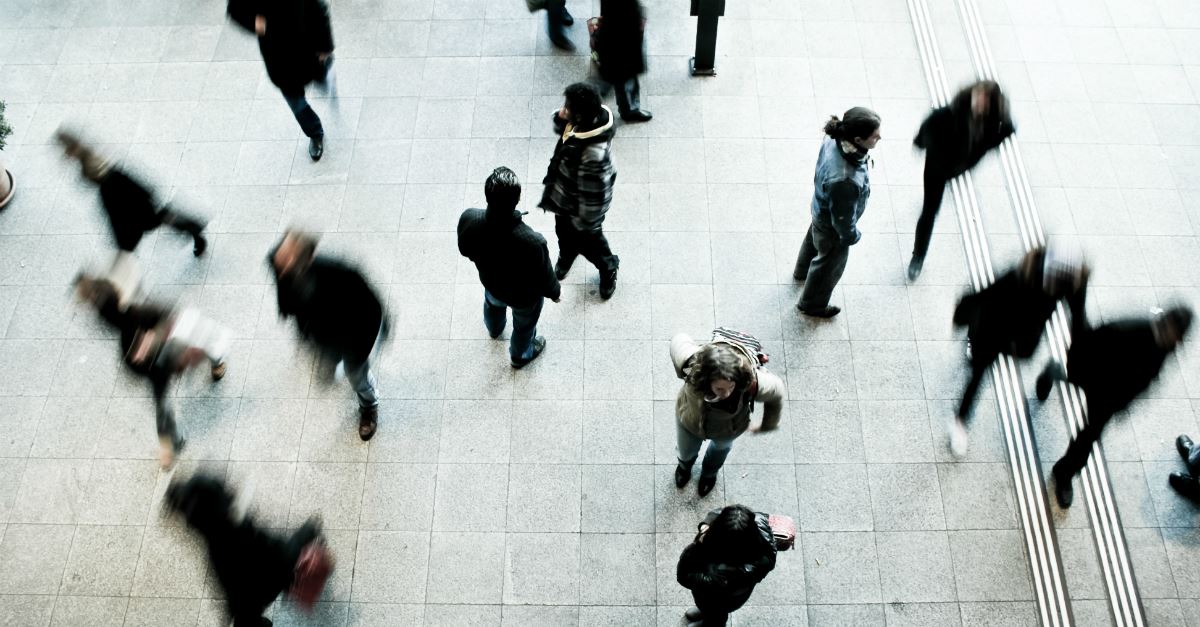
[358,405,378,441]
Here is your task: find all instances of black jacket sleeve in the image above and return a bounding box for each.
[306,0,334,52]
[227,0,257,32]
[913,106,949,150]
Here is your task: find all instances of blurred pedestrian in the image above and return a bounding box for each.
[539,0,576,50]
[268,230,385,440]
[1170,434,1200,502]
[539,82,620,299]
[458,167,561,368]
[953,244,1088,456]
[594,0,652,122]
[228,0,335,161]
[794,107,881,318]
[57,129,208,257]
[670,331,784,497]
[74,272,231,467]
[908,80,1014,280]
[1037,305,1192,508]
[677,504,778,627]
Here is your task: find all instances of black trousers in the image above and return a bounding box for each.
[912,165,949,260]
[555,214,618,273]
[1042,364,1117,480]
[691,588,753,627]
[546,0,568,40]
[613,77,641,115]
[795,221,850,310]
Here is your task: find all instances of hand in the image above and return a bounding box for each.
[318,52,331,62]
[556,107,569,121]
[254,14,266,36]
[552,296,561,303]
[748,423,776,434]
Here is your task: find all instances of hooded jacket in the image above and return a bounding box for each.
[914,86,1015,180]
[810,136,870,247]
[539,106,618,231]
[228,0,334,95]
[676,513,777,612]
[457,206,561,308]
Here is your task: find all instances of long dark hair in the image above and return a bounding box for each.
[701,505,771,561]
[685,343,752,395]
[823,106,881,142]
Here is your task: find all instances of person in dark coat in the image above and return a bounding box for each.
[269,230,385,440]
[1169,434,1200,502]
[952,245,1088,456]
[1037,305,1192,508]
[677,504,777,627]
[908,80,1015,281]
[167,473,325,627]
[539,83,620,299]
[543,0,576,51]
[458,167,561,368]
[57,129,208,257]
[74,273,229,467]
[595,0,652,122]
[228,0,334,161]
[794,107,881,318]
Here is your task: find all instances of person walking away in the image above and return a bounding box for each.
[458,167,562,368]
[541,0,576,50]
[594,0,652,122]
[539,83,620,299]
[57,129,208,258]
[670,331,785,496]
[269,230,385,440]
[1036,305,1192,507]
[676,504,778,627]
[794,107,881,318]
[228,0,334,161]
[952,244,1088,456]
[1169,433,1200,502]
[908,80,1014,280]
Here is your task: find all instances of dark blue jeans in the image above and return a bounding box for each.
[483,291,543,362]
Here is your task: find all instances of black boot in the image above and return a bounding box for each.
[674,463,692,488]
[555,256,573,281]
[309,135,324,161]
[193,234,207,257]
[907,255,923,281]
[1169,472,1200,502]
[1177,434,1195,465]
[697,474,717,497]
[599,258,619,299]
[1052,463,1074,508]
[621,109,653,123]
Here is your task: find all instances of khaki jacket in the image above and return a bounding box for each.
[670,333,785,440]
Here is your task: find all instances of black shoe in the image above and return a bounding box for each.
[674,464,692,488]
[561,7,574,25]
[793,273,806,282]
[685,607,703,621]
[599,260,619,300]
[550,34,576,51]
[555,257,573,281]
[309,136,324,161]
[907,256,923,281]
[1169,472,1200,501]
[621,109,653,123]
[697,475,717,497]
[359,404,378,441]
[193,234,208,257]
[1177,435,1195,464]
[1036,370,1053,402]
[798,305,841,318]
[512,336,547,369]
[1052,464,1074,508]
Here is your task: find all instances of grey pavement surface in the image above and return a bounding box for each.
[0,0,1198,625]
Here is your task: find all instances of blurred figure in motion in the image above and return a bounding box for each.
[167,473,332,627]
[594,0,652,122]
[1170,433,1200,502]
[269,229,385,441]
[1037,305,1192,508]
[228,0,335,161]
[908,80,1014,281]
[74,271,231,467]
[541,0,576,51]
[794,107,881,319]
[57,128,208,258]
[952,244,1088,456]
[458,167,561,368]
[677,504,778,627]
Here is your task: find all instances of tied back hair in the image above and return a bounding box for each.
[823,106,881,142]
[685,343,752,395]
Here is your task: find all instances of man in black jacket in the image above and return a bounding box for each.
[458,167,561,368]
[1037,305,1192,508]
[269,230,385,440]
[228,0,334,161]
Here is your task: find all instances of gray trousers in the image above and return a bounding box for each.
[795,221,850,310]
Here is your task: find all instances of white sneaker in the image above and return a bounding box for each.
[949,417,969,457]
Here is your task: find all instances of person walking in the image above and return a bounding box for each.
[57,129,208,257]
[539,82,620,299]
[1169,434,1200,502]
[670,331,785,497]
[228,0,335,161]
[594,0,652,122]
[268,230,386,440]
[793,107,881,318]
[676,504,778,627]
[458,167,561,368]
[908,80,1014,280]
[952,245,1088,456]
[1037,305,1192,508]
[542,0,576,50]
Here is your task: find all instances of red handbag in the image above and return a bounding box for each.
[290,540,335,611]
[767,514,796,551]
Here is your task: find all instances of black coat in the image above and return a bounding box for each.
[457,207,561,308]
[914,88,1015,180]
[954,268,1087,367]
[93,291,172,383]
[1066,319,1170,414]
[228,0,334,95]
[676,515,777,613]
[270,254,384,364]
[596,0,646,84]
[98,169,166,252]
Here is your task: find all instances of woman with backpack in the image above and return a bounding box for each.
[677,504,778,626]
[670,330,785,496]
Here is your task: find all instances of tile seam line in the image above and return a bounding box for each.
[956,0,1148,624]
[906,0,1072,625]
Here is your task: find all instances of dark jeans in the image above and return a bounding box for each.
[613,77,642,115]
[150,375,183,450]
[283,92,324,138]
[1042,364,1116,480]
[483,291,544,362]
[157,205,207,245]
[546,0,568,40]
[912,165,949,260]
[555,214,618,274]
[316,350,379,408]
[795,221,850,310]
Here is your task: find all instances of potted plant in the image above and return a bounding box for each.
[0,101,13,209]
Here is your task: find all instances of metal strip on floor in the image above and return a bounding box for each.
[954,0,1146,623]
[905,1,1074,625]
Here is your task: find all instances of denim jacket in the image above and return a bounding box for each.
[810,136,870,246]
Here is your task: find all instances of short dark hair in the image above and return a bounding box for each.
[823,106,881,142]
[564,82,602,125]
[484,167,522,209]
